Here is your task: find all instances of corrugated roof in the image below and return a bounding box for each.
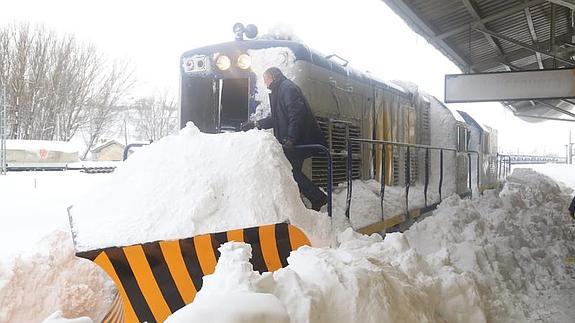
[382,0,575,122]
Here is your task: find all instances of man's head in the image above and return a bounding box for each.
[263,67,284,88]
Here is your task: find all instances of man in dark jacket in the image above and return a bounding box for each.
[242,67,328,211]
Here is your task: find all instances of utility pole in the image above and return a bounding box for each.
[0,86,7,175]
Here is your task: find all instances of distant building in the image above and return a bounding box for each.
[5,140,80,170]
[90,140,126,161]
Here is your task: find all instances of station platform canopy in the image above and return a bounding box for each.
[383,0,575,122]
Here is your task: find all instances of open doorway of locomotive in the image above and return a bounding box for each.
[217,78,250,132]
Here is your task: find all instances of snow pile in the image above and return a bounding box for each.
[167,168,574,323]
[166,242,290,323]
[0,230,113,323]
[517,163,575,192]
[168,230,487,323]
[405,168,575,322]
[70,123,331,251]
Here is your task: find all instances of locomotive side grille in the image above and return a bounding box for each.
[410,151,418,185]
[312,118,361,188]
[420,103,431,145]
[392,146,400,186]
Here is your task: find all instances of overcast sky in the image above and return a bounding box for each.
[2,0,573,155]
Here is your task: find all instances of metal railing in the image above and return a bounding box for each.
[497,154,512,179]
[294,144,333,217]
[345,138,480,222]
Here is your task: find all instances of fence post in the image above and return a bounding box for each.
[467,152,472,198]
[439,149,444,201]
[380,144,386,221]
[345,140,353,219]
[476,153,480,194]
[405,146,410,214]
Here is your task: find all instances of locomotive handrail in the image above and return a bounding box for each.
[345,138,481,225]
[294,144,333,218]
[349,138,460,152]
[497,153,512,179]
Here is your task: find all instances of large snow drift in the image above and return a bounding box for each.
[168,168,575,323]
[69,123,331,252]
[2,152,574,322]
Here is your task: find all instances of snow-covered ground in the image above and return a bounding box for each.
[0,128,574,323]
[513,163,575,192]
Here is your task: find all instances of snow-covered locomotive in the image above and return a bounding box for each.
[179,34,499,225]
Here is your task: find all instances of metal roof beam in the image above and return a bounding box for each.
[524,6,545,69]
[461,0,511,70]
[536,100,575,118]
[382,0,471,70]
[475,28,575,65]
[471,33,574,69]
[433,0,546,40]
[546,0,575,10]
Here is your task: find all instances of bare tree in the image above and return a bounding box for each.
[80,62,135,159]
[132,92,177,141]
[0,23,134,148]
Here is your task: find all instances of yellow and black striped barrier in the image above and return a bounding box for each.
[78,222,310,323]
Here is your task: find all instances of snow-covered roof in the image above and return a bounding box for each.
[6,140,79,153]
[90,140,125,153]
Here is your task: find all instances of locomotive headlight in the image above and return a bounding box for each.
[237,54,251,69]
[183,58,194,73]
[215,55,231,71]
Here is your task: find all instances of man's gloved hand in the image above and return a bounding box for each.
[283,138,295,150]
[240,120,255,131]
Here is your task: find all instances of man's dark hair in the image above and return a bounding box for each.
[264,67,284,81]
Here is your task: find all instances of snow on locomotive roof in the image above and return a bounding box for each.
[6,140,79,153]
[181,40,409,97]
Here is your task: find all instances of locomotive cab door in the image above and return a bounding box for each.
[217,78,250,132]
[180,76,251,133]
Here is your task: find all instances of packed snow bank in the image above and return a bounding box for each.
[516,163,575,191]
[70,123,331,252]
[405,168,575,322]
[166,242,290,323]
[166,168,575,323]
[0,230,113,323]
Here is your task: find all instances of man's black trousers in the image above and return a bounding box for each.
[285,150,327,206]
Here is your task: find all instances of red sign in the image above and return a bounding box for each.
[39,149,48,159]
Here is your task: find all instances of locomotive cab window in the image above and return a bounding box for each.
[219,78,249,131]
